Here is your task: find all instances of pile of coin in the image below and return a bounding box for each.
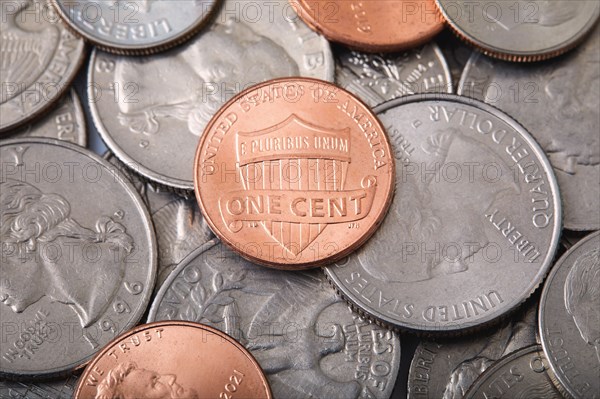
[1,0,598,398]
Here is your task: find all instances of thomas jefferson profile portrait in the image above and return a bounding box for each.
[359,128,519,282]
[95,362,199,399]
[115,18,299,137]
[490,0,581,31]
[565,247,600,364]
[0,179,133,328]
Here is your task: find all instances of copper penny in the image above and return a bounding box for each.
[291,0,444,52]
[75,321,271,399]
[194,77,395,269]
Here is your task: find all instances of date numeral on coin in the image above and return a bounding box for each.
[124,281,143,295]
[348,222,360,229]
[219,369,245,399]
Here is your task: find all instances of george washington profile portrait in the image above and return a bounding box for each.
[114,18,299,138]
[565,247,600,364]
[0,179,133,328]
[490,0,582,31]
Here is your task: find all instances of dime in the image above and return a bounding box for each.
[89,0,334,190]
[292,0,444,52]
[325,94,561,333]
[52,0,218,54]
[194,77,395,269]
[0,0,85,133]
[435,0,600,61]
[0,139,156,378]
[464,345,562,398]
[4,89,86,146]
[408,296,538,398]
[147,240,401,399]
[335,43,453,108]
[0,374,79,398]
[539,231,600,399]
[75,321,272,399]
[458,26,600,231]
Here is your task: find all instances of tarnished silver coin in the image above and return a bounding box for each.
[89,0,334,190]
[458,26,600,231]
[148,240,401,399]
[52,0,218,54]
[0,139,156,378]
[3,89,86,146]
[0,374,79,398]
[335,43,453,107]
[464,345,562,398]
[408,297,538,398]
[435,0,599,61]
[325,94,561,333]
[0,0,86,133]
[539,231,600,399]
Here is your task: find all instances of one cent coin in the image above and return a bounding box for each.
[325,94,561,333]
[464,345,562,398]
[292,0,444,52]
[51,0,219,54]
[435,0,600,61]
[539,231,600,399]
[194,78,395,269]
[75,321,272,399]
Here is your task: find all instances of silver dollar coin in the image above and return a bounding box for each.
[335,43,453,107]
[0,139,156,378]
[148,240,401,399]
[325,93,561,333]
[4,89,86,146]
[0,0,86,133]
[52,0,218,54]
[0,373,79,398]
[458,26,600,231]
[464,345,562,398]
[408,297,538,398]
[89,0,334,190]
[435,0,599,61]
[539,231,600,399]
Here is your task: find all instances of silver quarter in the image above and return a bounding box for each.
[4,89,86,146]
[539,231,600,399]
[0,138,156,378]
[89,0,334,190]
[148,240,401,399]
[458,26,600,231]
[0,0,86,133]
[325,93,561,333]
[464,345,562,398]
[435,0,599,61]
[0,374,79,398]
[52,0,218,54]
[334,43,453,107]
[408,297,538,398]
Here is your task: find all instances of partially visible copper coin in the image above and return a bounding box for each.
[291,0,444,52]
[75,321,271,399]
[194,77,395,269]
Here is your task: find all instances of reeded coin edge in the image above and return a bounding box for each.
[324,93,562,334]
[0,138,157,380]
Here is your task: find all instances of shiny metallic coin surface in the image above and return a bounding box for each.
[293,0,444,52]
[325,94,561,333]
[0,0,85,133]
[0,374,79,398]
[458,26,600,231]
[148,240,401,399]
[0,139,156,379]
[464,345,562,398]
[408,297,538,398]
[75,321,272,399]
[435,0,600,61]
[335,43,453,108]
[194,77,395,269]
[539,231,600,399]
[89,0,333,190]
[52,0,218,54]
[5,89,86,146]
